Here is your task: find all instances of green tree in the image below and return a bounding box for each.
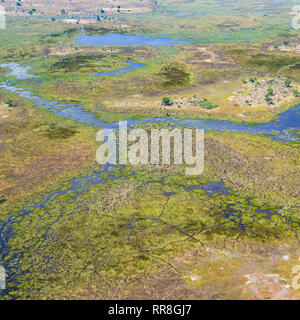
[162,97,173,106]
[6,99,15,107]
[266,88,273,96]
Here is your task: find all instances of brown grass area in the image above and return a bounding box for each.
[0,145,93,198]
[203,132,300,204]
[122,242,300,300]
[0,104,11,120]
[0,94,95,201]
[58,242,300,300]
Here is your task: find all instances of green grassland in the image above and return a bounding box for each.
[0,20,80,62]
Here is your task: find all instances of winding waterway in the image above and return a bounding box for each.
[0,60,299,297]
[1,62,299,142]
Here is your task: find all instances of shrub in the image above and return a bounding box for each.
[6,99,16,107]
[284,80,291,87]
[265,96,273,104]
[199,99,218,109]
[266,88,274,96]
[162,97,173,106]
[293,89,300,97]
[44,126,78,139]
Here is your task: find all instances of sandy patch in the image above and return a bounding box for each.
[0,104,11,119]
[229,77,298,108]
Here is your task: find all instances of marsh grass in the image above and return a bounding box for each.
[48,54,128,75]
[0,88,96,200]
[0,130,299,299]
[0,20,80,63]
[43,125,78,139]
[225,49,300,80]
[1,3,300,300]
[159,61,192,88]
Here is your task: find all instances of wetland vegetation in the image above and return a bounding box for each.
[0,0,299,300]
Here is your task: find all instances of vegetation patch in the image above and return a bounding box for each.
[225,49,300,79]
[48,54,128,76]
[43,125,78,139]
[169,95,219,109]
[159,61,192,87]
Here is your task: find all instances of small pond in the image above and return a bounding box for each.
[75,31,189,46]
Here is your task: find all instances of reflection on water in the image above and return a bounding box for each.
[75,31,189,46]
